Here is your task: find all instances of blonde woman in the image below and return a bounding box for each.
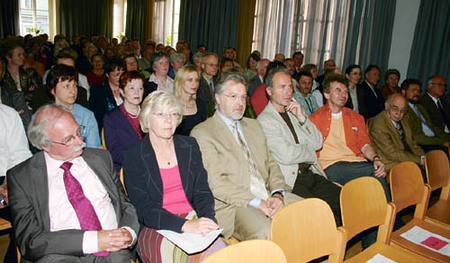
[173,66,207,135]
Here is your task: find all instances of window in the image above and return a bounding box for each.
[152,0,181,47]
[19,0,49,35]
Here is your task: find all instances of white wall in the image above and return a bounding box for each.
[388,0,421,82]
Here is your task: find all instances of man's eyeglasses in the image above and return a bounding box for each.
[222,93,248,101]
[51,126,85,146]
[389,105,407,114]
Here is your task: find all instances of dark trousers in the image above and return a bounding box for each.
[292,170,342,226]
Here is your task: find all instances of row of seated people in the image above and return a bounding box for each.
[1,36,449,261]
[4,64,447,262]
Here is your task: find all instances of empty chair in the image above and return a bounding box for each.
[271,198,346,263]
[201,239,287,263]
[390,162,450,262]
[341,176,431,262]
[424,150,450,227]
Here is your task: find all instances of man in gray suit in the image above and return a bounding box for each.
[7,104,139,262]
[191,72,301,241]
[257,68,341,225]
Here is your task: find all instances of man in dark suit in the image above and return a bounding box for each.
[358,65,384,119]
[291,51,304,80]
[197,53,219,106]
[7,104,139,262]
[420,75,450,135]
[248,58,269,97]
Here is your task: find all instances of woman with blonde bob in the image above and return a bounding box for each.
[123,91,226,262]
[173,65,207,135]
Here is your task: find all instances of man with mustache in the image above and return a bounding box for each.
[401,79,449,155]
[191,71,301,240]
[7,104,139,262]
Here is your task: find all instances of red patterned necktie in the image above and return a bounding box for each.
[60,161,109,257]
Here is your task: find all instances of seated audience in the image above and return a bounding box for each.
[291,51,304,80]
[76,41,97,74]
[316,59,336,85]
[344,64,364,114]
[192,51,205,72]
[312,66,342,108]
[420,75,450,135]
[301,64,319,91]
[23,48,45,78]
[402,79,450,154]
[144,52,174,95]
[274,53,285,62]
[43,64,101,148]
[89,58,125,131]
[173,66,207,136]
[0,104,32,262]
[124,54,150,78]
[369,93,425,171]
[8,104,139,262]
[138,45,154,71]
[191,72,301,240]
[244,53,259,81]
[86,53,107,86]
[103,71,145,173]
[258,69,341,225]
[358,65,384,119]
[380,69,401,100]
[309,74,389,199]
[248,58,269,97]
[123,91,226,262]
[293,71,319,116]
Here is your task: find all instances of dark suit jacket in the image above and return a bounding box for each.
[122,135,216,233]
[7,148,139,262]
[345,85,365,115]
[248,75,263,97]
[358,81,384,119]
[143,81,157,100]
[420,93,450,134]
[197,75,214,106]
[103,106,141,172]
[89,81,118,131]
[1,85,32,129]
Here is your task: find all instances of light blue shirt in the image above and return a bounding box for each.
[408,102,435,137]
[217,111,284,208]
[32,104,101,149]
[293,91,319,116]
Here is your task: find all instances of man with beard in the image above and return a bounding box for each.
[191,72,301,240]
[401,79,449,155]
[7,104,139,262]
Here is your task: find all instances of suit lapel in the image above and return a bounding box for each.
[139,135,164,196]
[31,153,51,230]
[174,136,191,191]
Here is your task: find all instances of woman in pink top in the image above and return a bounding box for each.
[123,91,225,262]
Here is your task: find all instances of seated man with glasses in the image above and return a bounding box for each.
[8,104,139,262]
[33,64,101,148]
[369,93,425,172]
[191,72,301,241]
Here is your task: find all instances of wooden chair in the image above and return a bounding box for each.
[101,128,107,150]
[271,198,346,263]
[201,239,287,263]
[390,162,450,262]
[424,150,450,227]
[341,176,431,262]
[119,168,127,196]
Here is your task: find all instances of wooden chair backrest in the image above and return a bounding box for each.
[425,150,450,199]
[340,177,393,242]
[389,162,430,219]
[271,198,346,263]
[101,128,107,150]
[201,240,287,263]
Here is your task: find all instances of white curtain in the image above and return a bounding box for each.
[152,0,180,46]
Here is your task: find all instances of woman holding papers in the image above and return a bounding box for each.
[123,91,226,262]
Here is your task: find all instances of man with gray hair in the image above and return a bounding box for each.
[8,104,139,262]
[197,53,219,105]
[191,72,301,240]
[248,58,270,97]
[258,68,341,225]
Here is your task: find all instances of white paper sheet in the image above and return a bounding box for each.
[157,228,223,254]
[400,226,450,256]
[365,253,397,263]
